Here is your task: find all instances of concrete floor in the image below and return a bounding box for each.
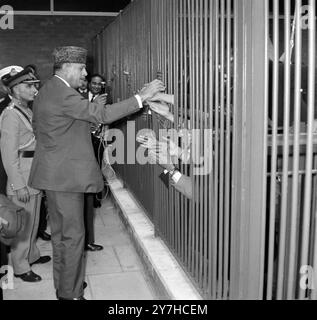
[3,195,159,300]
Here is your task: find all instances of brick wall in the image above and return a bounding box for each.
[0,15,114,81]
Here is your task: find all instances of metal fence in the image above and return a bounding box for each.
[92,0,317,300]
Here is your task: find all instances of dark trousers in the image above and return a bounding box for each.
[83,135,104,244]
[84,194,95,245]
[46,191,86,299]
[38,193,48,235]
[92,134,104,207]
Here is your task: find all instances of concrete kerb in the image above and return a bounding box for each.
[106,176,203,301]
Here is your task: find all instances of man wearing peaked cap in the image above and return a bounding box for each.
[0,66,16,301]
[28,46,166,300]
[0,66,22,114]
[0,65,51,284]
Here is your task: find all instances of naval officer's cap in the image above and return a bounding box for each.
[0,66,40,89]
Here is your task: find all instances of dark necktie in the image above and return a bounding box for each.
[91,95,95,102]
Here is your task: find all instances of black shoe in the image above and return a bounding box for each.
[38,231,51,241]
[15,271,42,282]
[30,256,51,266]
[93,201,101,209]
[85,243,104,251]
[58,296,86,300]
[93,195,102,208]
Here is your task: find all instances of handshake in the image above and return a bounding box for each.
[138,80,175,123]
[93,78,174,123]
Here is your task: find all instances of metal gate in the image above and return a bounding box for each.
[92,0,317,300]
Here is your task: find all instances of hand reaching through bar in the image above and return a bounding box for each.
[138,79,166,102]
[136,134,157,149]
[148,93,175,105]
[147,101,174,123]
[148,143,176,172]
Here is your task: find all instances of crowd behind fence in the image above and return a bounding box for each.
[93,0,317,300]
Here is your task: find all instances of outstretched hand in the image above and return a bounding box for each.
[138,79,166,102]
[147,142,176,172]
[137,134,157,149]
[94,93,108,105]
[148,93,174,105]
[148,101,174,123]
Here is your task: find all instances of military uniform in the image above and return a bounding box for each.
[0,94,10,301]
[0,102,41,275]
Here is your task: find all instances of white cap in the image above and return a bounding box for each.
[0,66,23,80]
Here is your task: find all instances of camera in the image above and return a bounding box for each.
[100,82,106,95]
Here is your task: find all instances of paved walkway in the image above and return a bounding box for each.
[4,195,159,300]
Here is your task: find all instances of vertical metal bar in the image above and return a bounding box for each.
[166,0,171,248]
[213,0,220,299]
[287,0,302,300]
[184,0,189,268]
[189,0,194,277]
[223,0,232,299]
[187,0,193,275]
[198,0,204,288]
[174,0,181,260]
[203,0,209,295]
[300,0,316,300]
[228,0,268,299]
[217,0,225,299]
[161,0,167,242]
[194,0,199,282]
[171,0,176,255]
[277,0,291,300]
[266,0,280,300]
[229,0,242,300]
[208,0,216,300]
[260,0,269,299]
[246,0,268,299]
[179,0,185,265]
[166,1,175,246]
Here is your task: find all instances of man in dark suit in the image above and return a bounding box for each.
[28,46,165,300]
[87,74,108,207]
[78,76,104,252]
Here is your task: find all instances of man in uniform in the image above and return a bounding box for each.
[0,67,10,299]
[0,66,51,282]
[28,46,165,300]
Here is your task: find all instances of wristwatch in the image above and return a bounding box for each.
[168,167,182,183]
